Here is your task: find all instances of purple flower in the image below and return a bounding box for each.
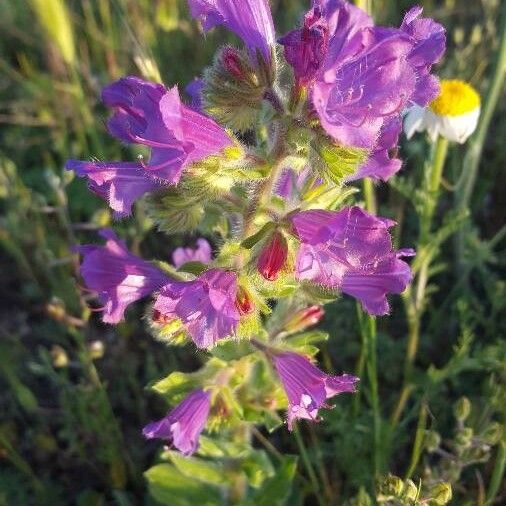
[349,117,402,181]
[275,167,315,201]
[280,1,445,175]
[312,33,416,149]
[188,0,275,62]
[291,206,414,315]
[400,6,446,107]
[154,269,240,348]
[65,161,161,218]
[102,76,232,182]
[172,239,212,268]
[78,230,168,323]
[272,351,358,430]
[67,77,232,212]
[279,6,329,86]
[143,389,210,456]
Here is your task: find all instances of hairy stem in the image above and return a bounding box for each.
[455,5,506,271]
[294,426,325,506]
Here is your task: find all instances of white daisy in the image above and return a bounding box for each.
[404,80,481,144]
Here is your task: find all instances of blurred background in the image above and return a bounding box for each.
[0,1,504,505]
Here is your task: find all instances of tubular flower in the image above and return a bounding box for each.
[102,76,233,182]
[279,6,329,86]
[404,79,481,144]
[143,389,211,456]
[78,230,169,323]
[291,206,415,315]
[65,161,161,218]
[280,1,445,178]
[172,238,212,268]
[67,76,232,214]
[257,231,289,281]
[272,351,358,430]
[188,0,275,63]
[153,269,240,348]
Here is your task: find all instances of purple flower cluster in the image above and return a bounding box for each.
[67,77,232,217]
[282,0,445,181]
[66,0,445,455]
[78,231,239,347]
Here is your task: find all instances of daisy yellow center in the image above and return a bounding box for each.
[430,79,481,116]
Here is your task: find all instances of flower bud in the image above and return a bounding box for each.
[403,480,418,501]
[50,345,69,369]
[89,340,105,360]
[482,422,503,445]
[453,397,471,422]
[203,47,267,131]
[285,305,324,333]
[429,482,452,505]
[424,430,441,453]
[455,427,473,448]
[379,474,404,497]
[257,231,288,281]
[236,285,255,315]
[221,47,247,80]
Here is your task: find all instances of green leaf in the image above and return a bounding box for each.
[177,261,208,275]
[287,331,329,347]
[197,436,249,459]
[167,452,230,486]
[240,450,275,488]
[242,222,276,249]
[150,372,197,401]
[246,456,298,506]
[210,339,255,361]
[312,137,368,185]
[145,464,224,506]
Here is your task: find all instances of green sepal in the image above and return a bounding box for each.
[241,222,276,249]
[285,330,329,348]
[177,261,208,276]
[312,136,368,185]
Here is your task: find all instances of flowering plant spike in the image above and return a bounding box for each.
[67,0,445,455]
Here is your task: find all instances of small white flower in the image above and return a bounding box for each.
[404,80,481,144]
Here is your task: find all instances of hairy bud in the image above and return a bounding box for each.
[429,482,452,505]
[236,285,255,315]
[285,305,324,333]
[257,231,288,281]
[203,47,269,131]
[453,396,471,422]
[424,430,441,453]
[482,422,503,445]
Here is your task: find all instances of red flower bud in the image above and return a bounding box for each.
[236,286,254,315]
[221,47,245,80]
[257,231,288,281]
[285,305,324,333]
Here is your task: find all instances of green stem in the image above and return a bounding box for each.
[392,137,449,427]
[294,426,325,506]
[362,177,377,215]
[357,306,382,476]
[455,4,506,215]
[405,401,427,480]
[455,5,506,271]
[420,136,449,242]
[486,441,506,506]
